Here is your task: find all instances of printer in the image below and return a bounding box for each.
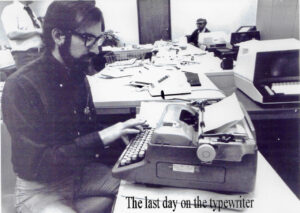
[234,38,300,104]
[214,26,260,60]
[198,31,228,51]
[112,99,257,193]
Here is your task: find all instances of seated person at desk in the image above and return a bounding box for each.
[187,18,210,47]
[1,1,144,213]
[1,0,43,69]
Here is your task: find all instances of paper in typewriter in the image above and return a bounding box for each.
[202,93,244,133]
[137,93,244,133]
[138,93,244,132]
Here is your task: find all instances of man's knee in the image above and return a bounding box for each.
[40,202,76,213]
[78,163,120,197]
[75,197,114,213]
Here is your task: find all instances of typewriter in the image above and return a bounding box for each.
[112,98,257,193]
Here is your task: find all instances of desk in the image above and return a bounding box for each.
[206,74,300,120]
[88,72,225,115]
[88,42,299,199]
[90,42,233,115]
[0,50,16,81]
[113,152,300,213]
[207,74,300,198]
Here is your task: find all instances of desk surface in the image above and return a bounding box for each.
[89,72,225,111]
[113,152,300,213]
[0,50,15,70]
[235,89,300,120]
[89,42,228,113]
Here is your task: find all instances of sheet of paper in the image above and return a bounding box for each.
[203,93,244,133]
[108,58,137,67]
[98,65,144,78]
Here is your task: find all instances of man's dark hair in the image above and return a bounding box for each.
[43,0,105,51]
[196,18,207,24]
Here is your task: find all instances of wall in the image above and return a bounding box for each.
[97,0,258,44]
[256,0,299,40]
[171,0,258,40]
[96,0,139,45]
[0,0,258,46]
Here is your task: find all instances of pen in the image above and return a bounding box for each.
[158,75,170,83]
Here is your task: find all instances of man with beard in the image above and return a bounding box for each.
[187,18,210,47]
[1,1,144,213]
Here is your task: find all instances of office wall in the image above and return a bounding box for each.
[256,0,299,40]
[171,0,258,40]
[0,0,258,46]
[96,0,139,45]
[96,0,258,44]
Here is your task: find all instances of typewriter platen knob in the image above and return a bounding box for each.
[197,144,216,162]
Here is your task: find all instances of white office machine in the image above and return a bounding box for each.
[198,31,228,48]
[113,94,257,193]
[234,38,300,104]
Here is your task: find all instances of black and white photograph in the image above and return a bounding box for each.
[0,0,299,212]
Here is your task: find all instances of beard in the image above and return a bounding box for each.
[59,39,97,76]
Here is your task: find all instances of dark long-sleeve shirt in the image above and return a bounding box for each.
[2,52,106,183]
[187,28,210,46]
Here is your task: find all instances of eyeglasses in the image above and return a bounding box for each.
[70,30,106,48]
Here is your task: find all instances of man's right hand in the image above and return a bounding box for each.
[99,118,146,146]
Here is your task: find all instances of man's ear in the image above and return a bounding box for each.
[51,28,66,46]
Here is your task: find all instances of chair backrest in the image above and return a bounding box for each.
[1,121,17,212]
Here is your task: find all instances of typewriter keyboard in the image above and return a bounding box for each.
[119,127,155,167]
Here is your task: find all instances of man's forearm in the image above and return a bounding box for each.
[7,29,41,40]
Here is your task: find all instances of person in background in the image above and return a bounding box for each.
[1,0,43,69]
[2,1,145,212]
[101,30,123,47]
[186,18,210,47]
